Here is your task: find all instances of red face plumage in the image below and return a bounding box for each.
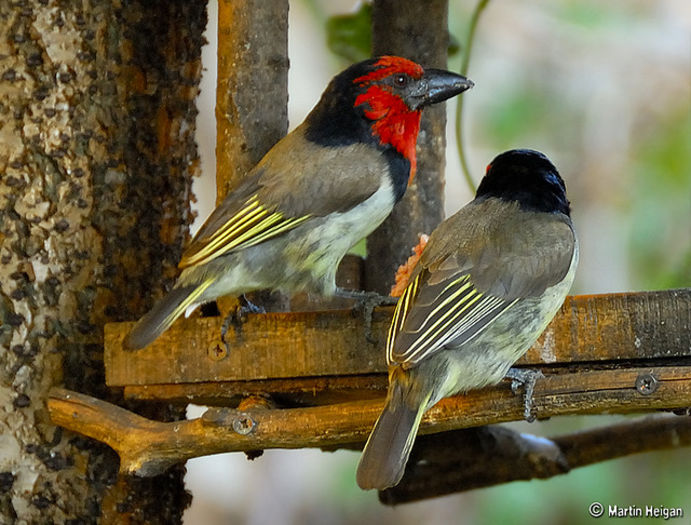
[352,56,424,85]
[352,57,425,185]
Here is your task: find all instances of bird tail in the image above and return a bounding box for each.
[356,377,431,490]
[124,279,214,351]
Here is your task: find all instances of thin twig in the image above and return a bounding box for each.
[455,0,490,193]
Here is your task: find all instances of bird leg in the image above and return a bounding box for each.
[505,367,544,422]
[335,287,398,343]
[220,295,267,353]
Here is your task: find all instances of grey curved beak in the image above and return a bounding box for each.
[412,69,474,110]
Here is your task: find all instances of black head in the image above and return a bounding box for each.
[476,149,571,216]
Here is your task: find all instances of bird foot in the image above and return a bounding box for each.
[220,296,266,353]
[505,367,544,422]
[335,287,397,343]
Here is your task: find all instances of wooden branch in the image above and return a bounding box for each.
[49,365,691,476]
[381,414,691,504]
[104,290,691,398]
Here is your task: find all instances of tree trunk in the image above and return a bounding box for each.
[366,0,450,294]
[0,1,205,522]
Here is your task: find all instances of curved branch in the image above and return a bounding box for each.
[48,365,691,477]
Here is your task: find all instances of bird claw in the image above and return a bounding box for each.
[335,288,397,343]
[220,295,266,353]
[505,367,544,422]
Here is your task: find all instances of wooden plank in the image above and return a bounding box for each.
[105,289,691,386]
[123,375,388,406]
[49,364,691,476]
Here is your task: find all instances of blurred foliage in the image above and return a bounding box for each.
[325,1,459,64]
[629,111,691,289]
[557,0,633,29]
[326,3,372,63]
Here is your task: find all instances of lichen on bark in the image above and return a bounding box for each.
[0,1,205,522]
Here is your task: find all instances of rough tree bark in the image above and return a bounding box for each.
[366,0,450,294]
[0,1,205,522]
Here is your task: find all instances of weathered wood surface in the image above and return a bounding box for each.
[216,0,288,198]
[105,289,691,390]
[49,364,691,476]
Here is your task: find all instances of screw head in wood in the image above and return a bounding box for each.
[207,343,228,361]
[232,413,255,435]
[635,373,659,395]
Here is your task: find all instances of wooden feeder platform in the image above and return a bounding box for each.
[48,288,691,501]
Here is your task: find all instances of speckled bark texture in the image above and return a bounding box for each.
[0,1,205,522]
[366,0,450,294]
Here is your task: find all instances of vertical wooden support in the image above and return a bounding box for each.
[216,0,289,198]
[366,0,450,294]
[215,0,290,311]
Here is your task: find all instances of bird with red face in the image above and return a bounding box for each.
[125,56,473,350]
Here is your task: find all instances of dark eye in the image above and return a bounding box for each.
[394,74,408,87]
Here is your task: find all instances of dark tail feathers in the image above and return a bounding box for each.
[356,380,428,490]
[124,285,200,350]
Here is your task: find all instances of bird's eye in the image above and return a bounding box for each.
[394,74,408,87]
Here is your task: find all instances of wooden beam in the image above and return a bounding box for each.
[122,375,388,406]
[105,289,691,389]
[49,364,691,476]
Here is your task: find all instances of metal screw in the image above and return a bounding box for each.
[635,373,659,395]
[207,343,227,361]
[232,413,256,435]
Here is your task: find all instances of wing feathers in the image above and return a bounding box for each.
[179,195,310,269]
[388,272,516,365]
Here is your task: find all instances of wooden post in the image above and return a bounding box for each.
[366,0,450,294]
[215,0,290,312]
[216,0,289,197]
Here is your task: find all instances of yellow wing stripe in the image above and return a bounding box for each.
[185,200,272,265]
[210,197,262,240]
[212,212,283,251]
[387,273,420,360]
[387,271,521,365]
[181,195,311,268]
[400,282,482,362]
[408,279,474,335]
[387,274,469,363]
[236,215,311,248]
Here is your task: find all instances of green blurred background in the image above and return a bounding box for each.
[185,1,691,523]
